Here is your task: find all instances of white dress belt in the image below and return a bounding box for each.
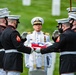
[0,49,5,52]
[5,49,22,53]
[60,51,76,55]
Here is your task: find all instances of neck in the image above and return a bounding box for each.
[63,27,70,31]
[64,27,70,32]
[0,25,6,28]
[8,25,16,29]
[0,23,6,27]
[35,30,41,32]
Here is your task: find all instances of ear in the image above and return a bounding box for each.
[62,24,65,29]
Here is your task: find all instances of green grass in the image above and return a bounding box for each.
[0,0,76,75]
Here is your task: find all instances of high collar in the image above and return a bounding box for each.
[63,28,71,32]
[7,25,16,29]
[0,25,6,29]
[33,30,43,34]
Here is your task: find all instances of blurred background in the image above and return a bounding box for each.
[0,0,76,75]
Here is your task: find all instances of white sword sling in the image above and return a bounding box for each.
[29,31,46,75]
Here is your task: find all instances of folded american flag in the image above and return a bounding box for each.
[31,43,46,49]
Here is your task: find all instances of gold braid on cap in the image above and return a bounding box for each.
[33,19,42,25]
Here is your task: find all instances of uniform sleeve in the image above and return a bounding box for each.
[41,34,66,54]
[10,31,31,54]
[45,35,50,42]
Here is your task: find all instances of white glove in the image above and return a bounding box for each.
[21,32,27,39]
[25,64,30,68]
[34,48,41,53]
[31,47,34,53]
[45,42,52,47]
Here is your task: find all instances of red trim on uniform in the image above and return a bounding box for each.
[56,36,60,42]
[16,35,21,42]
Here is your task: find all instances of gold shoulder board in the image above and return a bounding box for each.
[27,32,32,34]
[45,32,50,36]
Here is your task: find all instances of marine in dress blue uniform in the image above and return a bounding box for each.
[0,8,10,75]
[35,18,76,75]
[1,15,33,75]
[68,8,76,75]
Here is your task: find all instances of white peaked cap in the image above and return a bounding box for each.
[0,8,10,18]
[31,17,44,25]
[56,18,69,24]
[0,8,8,11]
[0,12,10,18]
[7,15,20,20]
[67,7,76,12]
[0,8,10,13]
[69,13,76,20]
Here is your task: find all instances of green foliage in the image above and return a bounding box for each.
[0,0,76,75]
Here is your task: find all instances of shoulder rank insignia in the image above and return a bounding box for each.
[45,32,50,36]
[27,32,32,34]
